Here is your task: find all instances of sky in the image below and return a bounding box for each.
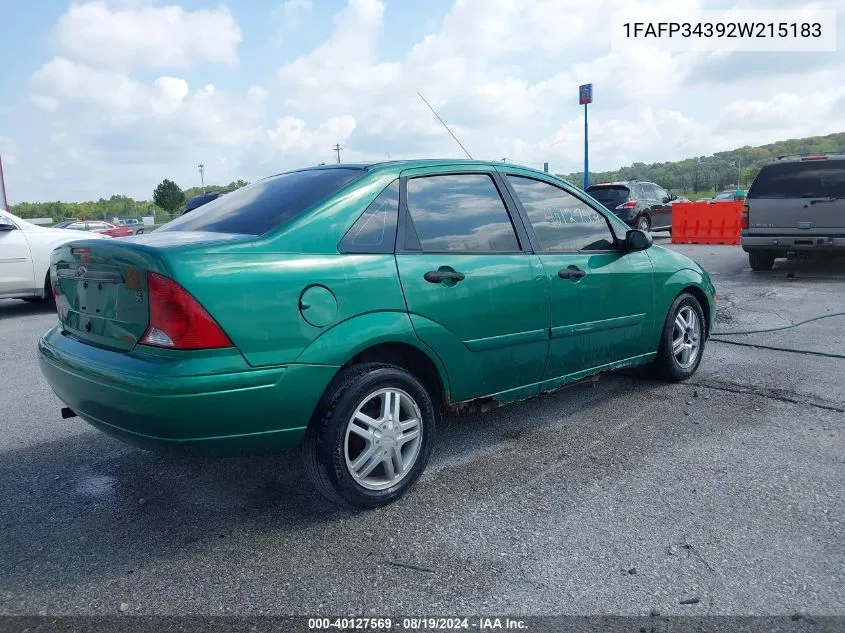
[0,0,843,203]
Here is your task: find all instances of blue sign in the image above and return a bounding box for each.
[579,83,593,105]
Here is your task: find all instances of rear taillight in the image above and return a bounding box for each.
[140,272,232,350]
[615,200,638,209]
[801,155,828,161]
[741,204,749,229]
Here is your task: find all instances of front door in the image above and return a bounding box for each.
[0,217,35,296]
[499,172,655,383]
[395,170,550,402]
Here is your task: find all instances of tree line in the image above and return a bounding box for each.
[559,132,844,196]
[10,179,249,223]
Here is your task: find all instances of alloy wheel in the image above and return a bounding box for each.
[672,306,701,369]
[344,388,423,491]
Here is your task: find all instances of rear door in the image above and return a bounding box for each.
[395,168,550,402]
[747,159,845,235]
[499,171,655,383]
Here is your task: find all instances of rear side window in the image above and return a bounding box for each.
[749,161,845,199]
[405,174,520,252]
[159,168,364,236]
[587,186,631,207]
[339,180,399,253]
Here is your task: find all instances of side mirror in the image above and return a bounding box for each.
[625,229,653,251]
[0,222,16,232]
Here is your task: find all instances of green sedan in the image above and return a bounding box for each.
[38,160,716,508]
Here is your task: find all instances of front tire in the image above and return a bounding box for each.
[749,251,775,271]
[302,363,436,509]
[652,293,706,382]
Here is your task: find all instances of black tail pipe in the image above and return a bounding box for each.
[61,407,77,419]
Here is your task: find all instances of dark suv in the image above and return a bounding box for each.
[741,154,845,270]
[586,181,673,233]
[182,191,223,215]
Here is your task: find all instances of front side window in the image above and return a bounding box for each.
[406,174,520,253]
[508,175,617,252]
[339,180,399,253]
[159,168,364,236]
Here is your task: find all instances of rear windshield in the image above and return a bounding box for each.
[587,185,631,206]
[749,161,845,199]
[159,168,364,235]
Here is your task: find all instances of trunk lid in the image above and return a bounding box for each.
[51,232,245,350]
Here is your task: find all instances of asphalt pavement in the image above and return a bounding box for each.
[1,237,843,616]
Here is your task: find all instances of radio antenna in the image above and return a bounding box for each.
[417,91,473,159]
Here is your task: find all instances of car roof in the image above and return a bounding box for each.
[588,181,654,187]
[772,153,845,163]
[263,159,562,180]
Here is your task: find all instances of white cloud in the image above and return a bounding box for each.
[11,0,845,202]
[718,88,845,136]
[31,57,146,112]
[267,115,357,153]
[283,0,313,18]
[54,1,242,69]
[277,0,401,111]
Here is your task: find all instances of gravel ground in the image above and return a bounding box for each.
[0,238,843,617]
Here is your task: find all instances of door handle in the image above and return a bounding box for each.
[558,268,586,280]
[424,270,466,284]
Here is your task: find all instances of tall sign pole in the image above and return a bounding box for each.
[579,83,593,190]
[0,154,8,210]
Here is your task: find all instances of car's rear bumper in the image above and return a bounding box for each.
[37,325,339,456]
[741,234,845,252]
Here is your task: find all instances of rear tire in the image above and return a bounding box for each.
[749,251,775,271]
[302,363,436,509]
[652,293,706,382]
[637,215,651,232]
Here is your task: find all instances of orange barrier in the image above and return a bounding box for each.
[671,201,743,245]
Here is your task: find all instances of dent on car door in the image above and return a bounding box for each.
[0,216,36,294]
[501,173,655,384]
[394,171,550,402]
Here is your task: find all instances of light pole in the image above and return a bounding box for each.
[579,83,593,190]
[198,163,205,192]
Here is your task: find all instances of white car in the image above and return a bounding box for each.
[0,209,107,302]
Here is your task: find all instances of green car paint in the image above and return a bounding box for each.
[38,159,715,456]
